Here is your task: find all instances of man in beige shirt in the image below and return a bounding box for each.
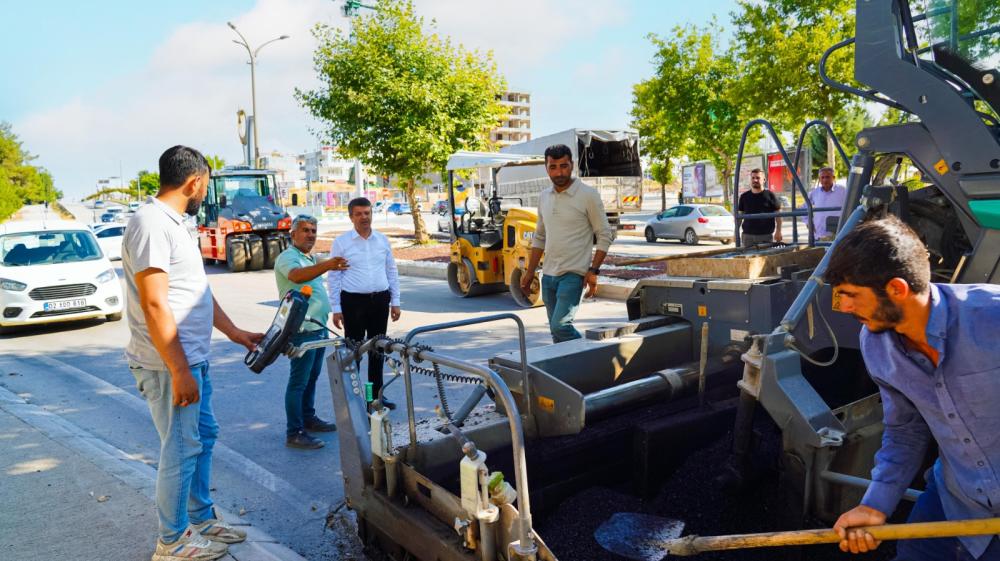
[521,144,615,342]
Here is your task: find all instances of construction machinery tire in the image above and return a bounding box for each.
[263,235,281,269]
[447,258,490,297]
[247,234,265,271]
[509,267,542,308]
[226,237,248,272]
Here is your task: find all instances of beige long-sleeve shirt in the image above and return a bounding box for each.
[532,179,615,276]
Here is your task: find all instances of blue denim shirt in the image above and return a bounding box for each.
[859,283,1000,558]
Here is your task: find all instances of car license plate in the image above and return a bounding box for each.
[43,299,86,311]
[621,224,636,230]
[715,230,731,237]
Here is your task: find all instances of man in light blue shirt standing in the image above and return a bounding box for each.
[804,167,847,239]
[826,215,1000,560]
[274,215,348,449]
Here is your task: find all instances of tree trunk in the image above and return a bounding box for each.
[405,180,429,243]
[660,183,666,212]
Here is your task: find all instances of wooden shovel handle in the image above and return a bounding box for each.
[663,518,1000,556]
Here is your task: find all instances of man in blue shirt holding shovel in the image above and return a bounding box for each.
[825,215,1000,560]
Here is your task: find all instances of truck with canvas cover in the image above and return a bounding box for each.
[497,129,642,230]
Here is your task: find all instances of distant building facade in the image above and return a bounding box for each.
[491,91,531,147]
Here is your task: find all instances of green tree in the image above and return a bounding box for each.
[632,25,757,207]
[128,171,161,198]
[0,122,57,221]
[806,104,871,178]
[205,154,226,172]
[648,161,673,211]
[730,0,857,175]
[298,0,506,242]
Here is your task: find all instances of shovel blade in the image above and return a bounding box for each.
[595,513,685,561]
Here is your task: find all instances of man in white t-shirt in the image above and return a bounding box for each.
[124,145,263,561]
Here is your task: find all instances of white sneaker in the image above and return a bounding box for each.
[193,511,247,544]
[152,526,228,561]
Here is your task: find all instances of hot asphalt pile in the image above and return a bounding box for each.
[537,418,898,561]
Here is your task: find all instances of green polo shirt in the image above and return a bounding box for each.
[274,246,332,332]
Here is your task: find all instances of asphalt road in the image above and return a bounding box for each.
[3,200,806,560]
[0,216,626,560]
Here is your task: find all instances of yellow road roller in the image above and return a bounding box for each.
[444,151,544,307]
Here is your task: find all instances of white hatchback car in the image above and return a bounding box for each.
[0,220,124,333]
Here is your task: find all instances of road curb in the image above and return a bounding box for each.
[0,385,310,561]
[395,259,637,301]
[397,259,449,280]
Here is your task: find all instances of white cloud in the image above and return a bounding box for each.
[17,0,628,198]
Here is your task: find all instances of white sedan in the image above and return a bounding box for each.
[0,220,124,334]
[92,224,125,260]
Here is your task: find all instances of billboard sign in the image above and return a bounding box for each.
[681,162,724,198]
[766,149,811,194]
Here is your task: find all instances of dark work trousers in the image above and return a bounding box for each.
[894,474,1000,561]
[341,290,391,398]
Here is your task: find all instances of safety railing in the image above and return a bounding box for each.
[732,119,850,246]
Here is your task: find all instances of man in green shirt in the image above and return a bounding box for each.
[274,215,348,449]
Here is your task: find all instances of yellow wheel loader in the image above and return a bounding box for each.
[444,151,546,308]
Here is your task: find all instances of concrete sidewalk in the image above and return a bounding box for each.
[0,386,309,561]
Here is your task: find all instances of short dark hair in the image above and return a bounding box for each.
[544,144,573,163]
[159,145,209,189]
[824,214,931,294]
[348,197,372,215]
[750,168,763,174]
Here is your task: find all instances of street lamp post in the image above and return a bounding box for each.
[227,22,289,168]
[341,1,378,198]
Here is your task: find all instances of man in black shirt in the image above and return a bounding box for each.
[737,168,783,246]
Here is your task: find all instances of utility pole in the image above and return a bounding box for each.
[228,22,289,169]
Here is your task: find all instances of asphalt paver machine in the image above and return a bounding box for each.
[313,1,1000,559]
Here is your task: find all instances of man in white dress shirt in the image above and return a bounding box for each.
[804,166,847,239]
[327,197,402,409]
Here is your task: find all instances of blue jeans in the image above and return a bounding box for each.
[541,273,584,343]
[131,361,217,543]
[895,474,1000,561]
[287,330,327,436]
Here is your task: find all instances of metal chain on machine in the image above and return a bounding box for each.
[342,335,483,421]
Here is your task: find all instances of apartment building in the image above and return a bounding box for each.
[491,90,532,147]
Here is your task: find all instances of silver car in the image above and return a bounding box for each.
[644,204,735,245]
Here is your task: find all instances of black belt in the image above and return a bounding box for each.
[342,290,389,298]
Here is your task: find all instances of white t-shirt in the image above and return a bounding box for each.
[122,197,213,370]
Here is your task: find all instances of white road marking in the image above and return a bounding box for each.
[0,354,333,518]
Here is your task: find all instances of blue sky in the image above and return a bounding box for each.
[1,0,738,198]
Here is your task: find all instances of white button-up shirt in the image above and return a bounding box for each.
[326,228,400,313]
[804,184,847,237]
